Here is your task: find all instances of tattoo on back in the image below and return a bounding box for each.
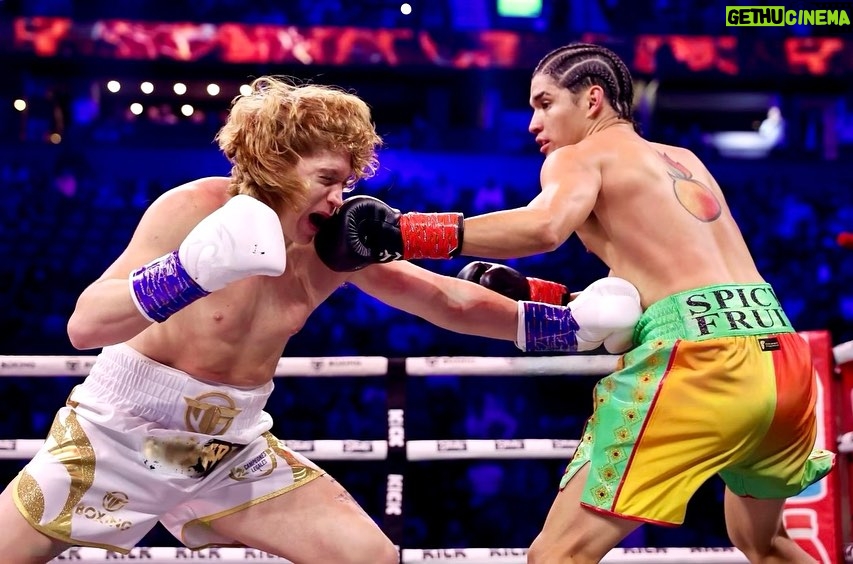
[658,152,722,222]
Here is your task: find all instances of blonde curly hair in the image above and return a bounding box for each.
[216,76,382,213]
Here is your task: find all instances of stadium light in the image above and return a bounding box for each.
[497,0,542,17]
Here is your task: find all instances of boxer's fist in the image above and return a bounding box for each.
[516,277,642,354]
[130,195,286,323]
[567,277,642,353]
[458,261,568,305]
[314,195,404,272]
[458,262,532,302]
[315,195,464,272]
[179,195,287,292]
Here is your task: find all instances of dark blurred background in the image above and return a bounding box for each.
[0,0,851,554]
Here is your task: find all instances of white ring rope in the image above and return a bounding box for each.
[4,434,850,460]
[0,439,388,460]
[0,356,392,377]
[834,339,853,366]
[405,438,578,460]
[834,432,853,454]
[43,546,754,563]
[0,438,579,460]
[403,548,750,563]
[0,354,838,563]
[0,355,617,377]
[405,355,620,376]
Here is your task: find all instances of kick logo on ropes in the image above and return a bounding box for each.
[385,473,403,516]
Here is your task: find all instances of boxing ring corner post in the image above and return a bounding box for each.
[833,337,853,557]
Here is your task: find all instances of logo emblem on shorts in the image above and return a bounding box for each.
[184,392,242,436]
[102,491,129,512]
[229,448,277,481]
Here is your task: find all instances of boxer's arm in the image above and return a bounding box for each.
[67,186,217,349]
[461,145,601,259]
[348,261,518,342]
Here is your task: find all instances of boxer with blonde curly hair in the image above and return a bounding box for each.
[0,76,541,563]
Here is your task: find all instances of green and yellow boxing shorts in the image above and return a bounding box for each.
[561,283,835,525]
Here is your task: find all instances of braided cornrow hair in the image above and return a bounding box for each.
[534,43,638,131]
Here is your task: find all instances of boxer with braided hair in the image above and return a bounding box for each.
[317,43,832,563]
[533,42,637,131]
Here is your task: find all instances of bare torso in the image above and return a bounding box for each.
[573,127,763,308]
[94,175,518,389]
[125,180,350,388]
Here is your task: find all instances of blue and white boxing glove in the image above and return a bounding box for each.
[516,277,642,354]
[129,195,287,323]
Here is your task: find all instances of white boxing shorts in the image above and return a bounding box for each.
[11,344,324,553]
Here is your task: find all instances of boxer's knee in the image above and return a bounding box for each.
[328,524,398,564]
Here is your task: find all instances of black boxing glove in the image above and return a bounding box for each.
[457,261,569,305]
[314,195,464,272]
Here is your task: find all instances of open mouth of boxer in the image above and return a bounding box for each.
[309,212,330,229]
